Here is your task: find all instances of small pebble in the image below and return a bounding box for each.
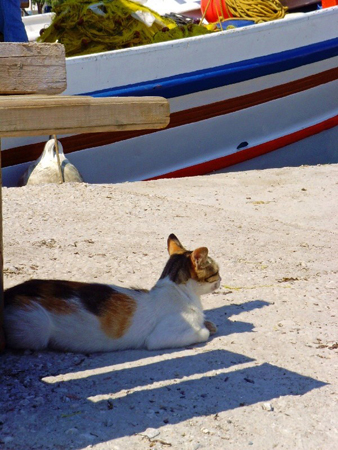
[80,433,96,441]
[65,428,79,435]
[139,428,160,440]
[262,402,274,411]
[33,397,45,406]
[104,419,114,427]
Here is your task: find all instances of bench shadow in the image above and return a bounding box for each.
[92,361,326,440]
[1,298,327,449]
[34,349,326,448]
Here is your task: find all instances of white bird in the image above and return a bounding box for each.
[18,138,83,186]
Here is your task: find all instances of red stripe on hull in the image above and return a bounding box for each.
[147,116,338,180]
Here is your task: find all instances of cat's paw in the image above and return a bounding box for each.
[204,320,217,335]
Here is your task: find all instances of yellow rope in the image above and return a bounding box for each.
[229,0,287,22]
[203,0,288,24]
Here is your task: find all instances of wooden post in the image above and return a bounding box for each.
[0,137,4,351]
[0,42,170,351]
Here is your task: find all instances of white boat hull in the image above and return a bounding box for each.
[2,6,338,186]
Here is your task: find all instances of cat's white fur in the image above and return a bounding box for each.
[4,276,220,352]
[4,234,221,352]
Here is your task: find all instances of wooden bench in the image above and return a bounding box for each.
[0,42,170,350]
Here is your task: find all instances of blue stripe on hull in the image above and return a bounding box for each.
[84,38,338,99]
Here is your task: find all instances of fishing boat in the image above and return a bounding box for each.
[2,1,338,186]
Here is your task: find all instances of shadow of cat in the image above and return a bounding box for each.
[205,298,271,337]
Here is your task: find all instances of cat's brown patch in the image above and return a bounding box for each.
[99,293,136,339]
[15,294,77,314]
[189,249,220,283]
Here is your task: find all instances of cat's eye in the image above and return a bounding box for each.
[205,272,219,282]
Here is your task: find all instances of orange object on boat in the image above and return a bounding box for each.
[201,0,232,22]
[322,0,338,7]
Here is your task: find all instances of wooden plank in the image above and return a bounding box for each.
[0,43,67,95]
[0,95,170,137]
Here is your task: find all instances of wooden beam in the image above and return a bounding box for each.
[0,43,67,95]
[0,95,170,137]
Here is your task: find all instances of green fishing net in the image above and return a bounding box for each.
[38,0,215,57]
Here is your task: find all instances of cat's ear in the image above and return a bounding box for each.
[167,234,187,255]
[190,247,209,269]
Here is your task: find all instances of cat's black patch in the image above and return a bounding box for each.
[131,287,149,293]
[160,253,192,284]
[74,282,117,315]
[4,279,48,303]
[4,279,117,316]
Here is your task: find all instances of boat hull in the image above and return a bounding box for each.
[2,7,338,186]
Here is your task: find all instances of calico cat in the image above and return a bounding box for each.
[4,234,221,352]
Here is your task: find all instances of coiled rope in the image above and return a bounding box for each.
[201,0,288,24]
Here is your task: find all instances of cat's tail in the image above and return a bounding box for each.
[4,303,52,350]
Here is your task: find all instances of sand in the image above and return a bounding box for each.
[1,164,337,450]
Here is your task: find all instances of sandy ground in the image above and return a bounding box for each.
[1,164,337,450]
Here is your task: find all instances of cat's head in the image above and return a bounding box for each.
[160,234,221,295]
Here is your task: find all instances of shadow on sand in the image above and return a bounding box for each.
[1,299,327,449]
